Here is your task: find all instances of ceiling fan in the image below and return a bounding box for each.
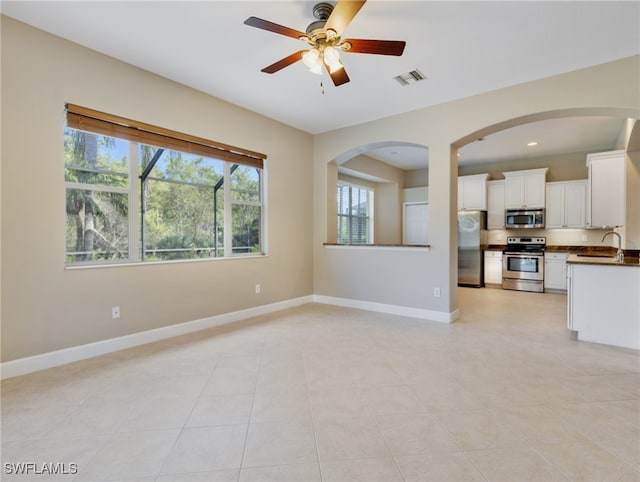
[244,1,406,87]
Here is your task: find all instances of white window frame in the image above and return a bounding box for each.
[64,132,266,267]
[337,181,374,244]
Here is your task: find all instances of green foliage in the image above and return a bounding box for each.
[143,151,223,260]
[65,129,262,263]
[64,130,128,262]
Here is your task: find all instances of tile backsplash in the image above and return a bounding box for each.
[488,228,618,247]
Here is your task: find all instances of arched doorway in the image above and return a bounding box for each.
[451,108,639,291]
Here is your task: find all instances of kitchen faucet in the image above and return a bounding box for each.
[601,231,624,263]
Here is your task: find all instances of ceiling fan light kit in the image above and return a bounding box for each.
[244,0,406,87]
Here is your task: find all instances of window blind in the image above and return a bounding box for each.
[65,103,265,169]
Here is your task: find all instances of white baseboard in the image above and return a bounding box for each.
[313,295,459,324]
[1,294,459,380]
[0,296,313,380]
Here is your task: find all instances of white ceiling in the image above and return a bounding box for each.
[2,1,639,169]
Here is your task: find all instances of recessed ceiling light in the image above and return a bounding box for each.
[527,141,538,147]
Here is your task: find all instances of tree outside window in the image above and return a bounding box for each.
[64,128,264,265]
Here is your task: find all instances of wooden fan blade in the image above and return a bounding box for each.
[244,16,306,40]
[328,66,350,86]
[325,0,366,36]
[343,39,406,56]
[261,51,305,74]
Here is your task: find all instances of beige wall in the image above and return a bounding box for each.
[405,168,428,188]
[340,155,405,244]
[313,56,640,316]
[2,16,639,363]
[458,152,589,182]
[1,17,314,362]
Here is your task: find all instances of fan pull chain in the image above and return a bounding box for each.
[320,81,325,95]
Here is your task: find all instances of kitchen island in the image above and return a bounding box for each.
[566,255,640,350]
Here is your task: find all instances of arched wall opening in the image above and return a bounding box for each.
[452,107,639,152]
[326,141,430,245]
[313,55,639,323]
[450,107,639,291]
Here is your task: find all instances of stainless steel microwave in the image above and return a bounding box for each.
[505,209,544,229]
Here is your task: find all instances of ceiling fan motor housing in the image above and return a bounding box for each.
[306,2,334,35]
[313,2,334,21]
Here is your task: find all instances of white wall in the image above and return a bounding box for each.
[1,17,314,362]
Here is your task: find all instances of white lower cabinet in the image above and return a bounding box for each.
[484,250,503,285]
[567,262,640,349]
[544,252,569,291]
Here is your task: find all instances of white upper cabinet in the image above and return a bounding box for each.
[487,180,505,230]
[545,180,586,229]
[503,168,548,209]
[458,174,488,211]
[586,150,626,229]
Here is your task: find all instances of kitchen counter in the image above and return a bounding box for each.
[567,254,640,267]
[487,244,640,265]
[567,261,640,350]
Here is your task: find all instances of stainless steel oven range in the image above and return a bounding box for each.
[502,237,546,292]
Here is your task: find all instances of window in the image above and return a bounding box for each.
[64,104,266,265]
[337,182,373,244]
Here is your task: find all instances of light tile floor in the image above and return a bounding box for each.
[2,288,639,481]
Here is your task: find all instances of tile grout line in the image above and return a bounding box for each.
[236,346,264,480]
[153,353,222,480]
[302,349,325,481]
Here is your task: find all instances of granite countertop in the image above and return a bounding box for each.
[485,244,640,266]
[566,253,640,268]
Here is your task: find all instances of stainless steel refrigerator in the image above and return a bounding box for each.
[458,210,487,287]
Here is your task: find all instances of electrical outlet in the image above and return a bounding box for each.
[255,283,261,294]
[581,234,587,242]
[433,287,441,297]
[112,306,120,319]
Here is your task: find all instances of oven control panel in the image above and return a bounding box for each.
[506,237,546,245]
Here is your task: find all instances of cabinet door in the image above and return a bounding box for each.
[504,175,525,209]
[588,153,625,228]
[524,173,546,208]
[487,181,505,229]
[504,169,548,209]
[564,182,586,228]
[545,183,565,228]
[484,251,503,284]
[544,253,569,290]
[544,261,566,290]
[404,203,429,244]
[463,178,486,210]
[458,175,487,211]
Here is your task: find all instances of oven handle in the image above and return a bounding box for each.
[503,251,544,256]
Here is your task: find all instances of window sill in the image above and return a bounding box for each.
[323,243,430,251]
[65,252,267,270]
